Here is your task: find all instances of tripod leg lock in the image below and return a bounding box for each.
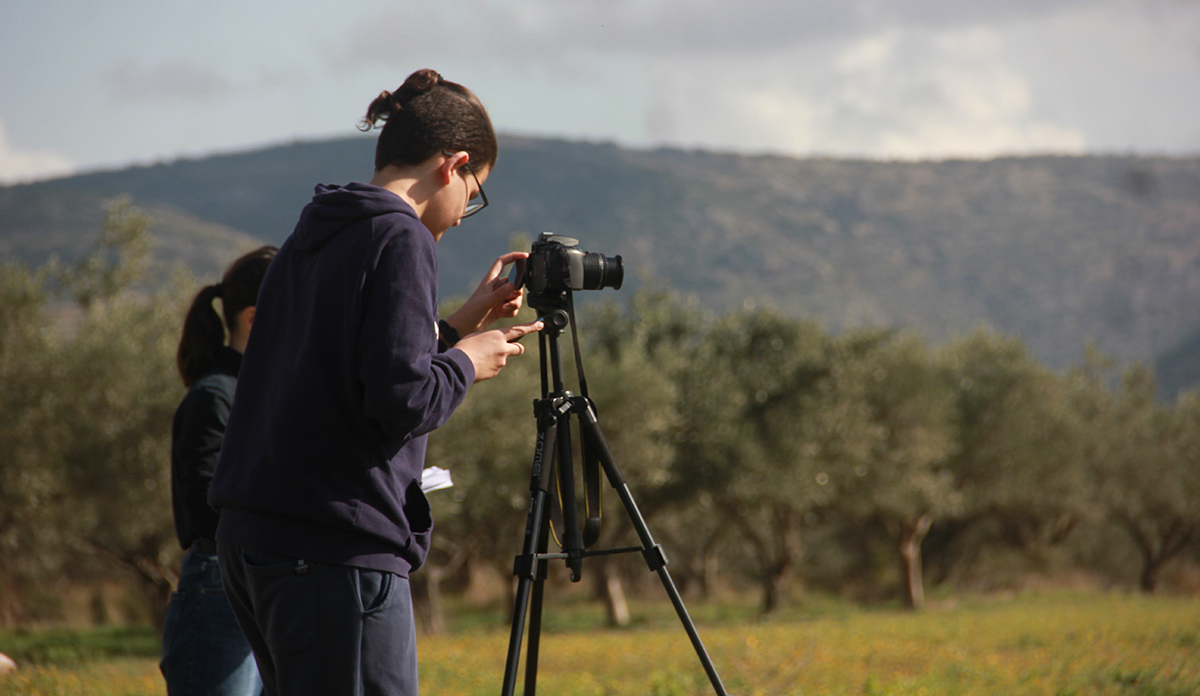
[513,554,547,581]
[642,544,669,572]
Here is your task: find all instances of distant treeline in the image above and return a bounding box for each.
[1,203,1197,630]
[7,139,1200,398]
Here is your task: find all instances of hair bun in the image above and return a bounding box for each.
[359,70,447,131]
[396,69,442,101]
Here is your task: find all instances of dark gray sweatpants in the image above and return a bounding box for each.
[218,542,418,696]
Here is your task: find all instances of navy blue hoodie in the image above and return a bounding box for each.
[209,183,475,575]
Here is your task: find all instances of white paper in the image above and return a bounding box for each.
[420,466,453,493]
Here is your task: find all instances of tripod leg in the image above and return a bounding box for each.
[502,508,542,696]
[525,414,578,695]
[523,514,551,696]
[578,410,731,696]
[502,416,558,696]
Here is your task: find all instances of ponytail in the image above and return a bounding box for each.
[176,246,277,387]
[177,284,225,387]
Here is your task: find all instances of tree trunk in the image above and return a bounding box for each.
[412,572,447,635]
[1120,516,1196,595]
[117,549,176,629]
[413,539,469,635]
[761,566,789,615]
[1140,559,1161,594]
[144,576,173,630]
[700,538,722,600]
[595,561,630,627]
[898,513,933,611]
[725,504,801,618]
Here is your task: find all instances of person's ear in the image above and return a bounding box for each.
[228,305,256,352]
[439,151,469,185]
[240,306,256,333]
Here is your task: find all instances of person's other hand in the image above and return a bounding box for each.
[454,319,542,382]
[447,251,528,337]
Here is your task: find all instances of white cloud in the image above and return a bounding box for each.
[0,0,1190,176]
[643,24,1087,159]
[835,30,901,74]
[862,28,1087,157]
[0,122,74,185]
[188,1,1188,161]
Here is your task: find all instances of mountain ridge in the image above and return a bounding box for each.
[3,135,1197,397]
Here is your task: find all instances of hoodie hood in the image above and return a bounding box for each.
[293,183,420,252]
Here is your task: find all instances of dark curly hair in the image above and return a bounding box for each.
[359,69,497,173]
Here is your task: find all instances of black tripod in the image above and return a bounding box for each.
[501,293,729,696]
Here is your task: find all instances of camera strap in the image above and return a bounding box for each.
[567,292,589,398]
[567,292,603,549]
[545,294,603,551]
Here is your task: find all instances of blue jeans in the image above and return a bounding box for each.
[161,545,263,696]
[218,543,419,696]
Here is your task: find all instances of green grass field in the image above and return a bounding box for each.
[2,592,1197,695]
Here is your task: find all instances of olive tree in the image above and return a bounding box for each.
[50,200,186,626]
[1093,366,1199,592]
[833,330,959,609]
[674,306,872,614]
[0,261,65,624]
[934,329,1091,585]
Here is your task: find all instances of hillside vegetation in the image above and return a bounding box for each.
[2,137,1198,393]
[2,216,1198,630]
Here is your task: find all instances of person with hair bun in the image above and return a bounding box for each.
[208,70,541,695]
[162,245,277,696]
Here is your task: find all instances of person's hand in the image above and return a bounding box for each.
[447,251,527,337]
[454,320,542,383]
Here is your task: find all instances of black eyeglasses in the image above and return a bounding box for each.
[444,150,488,218]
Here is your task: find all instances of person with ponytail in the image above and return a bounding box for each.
[208,70,541,696]
[161,246,276,696]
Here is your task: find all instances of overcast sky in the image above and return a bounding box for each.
[1,0,1198,184]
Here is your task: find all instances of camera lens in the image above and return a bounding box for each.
[581,253,623,291]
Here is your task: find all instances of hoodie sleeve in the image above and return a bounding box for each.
[357,220,475,449]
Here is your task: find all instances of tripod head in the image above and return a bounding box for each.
[530,299,571,338]
[526,286,567,314]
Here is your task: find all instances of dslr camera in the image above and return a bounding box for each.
[509,233,624,297]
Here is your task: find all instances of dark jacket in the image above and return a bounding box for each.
[209,183,475,576]
[171,346,242,549]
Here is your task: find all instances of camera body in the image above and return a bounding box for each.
[512,233,623,296]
